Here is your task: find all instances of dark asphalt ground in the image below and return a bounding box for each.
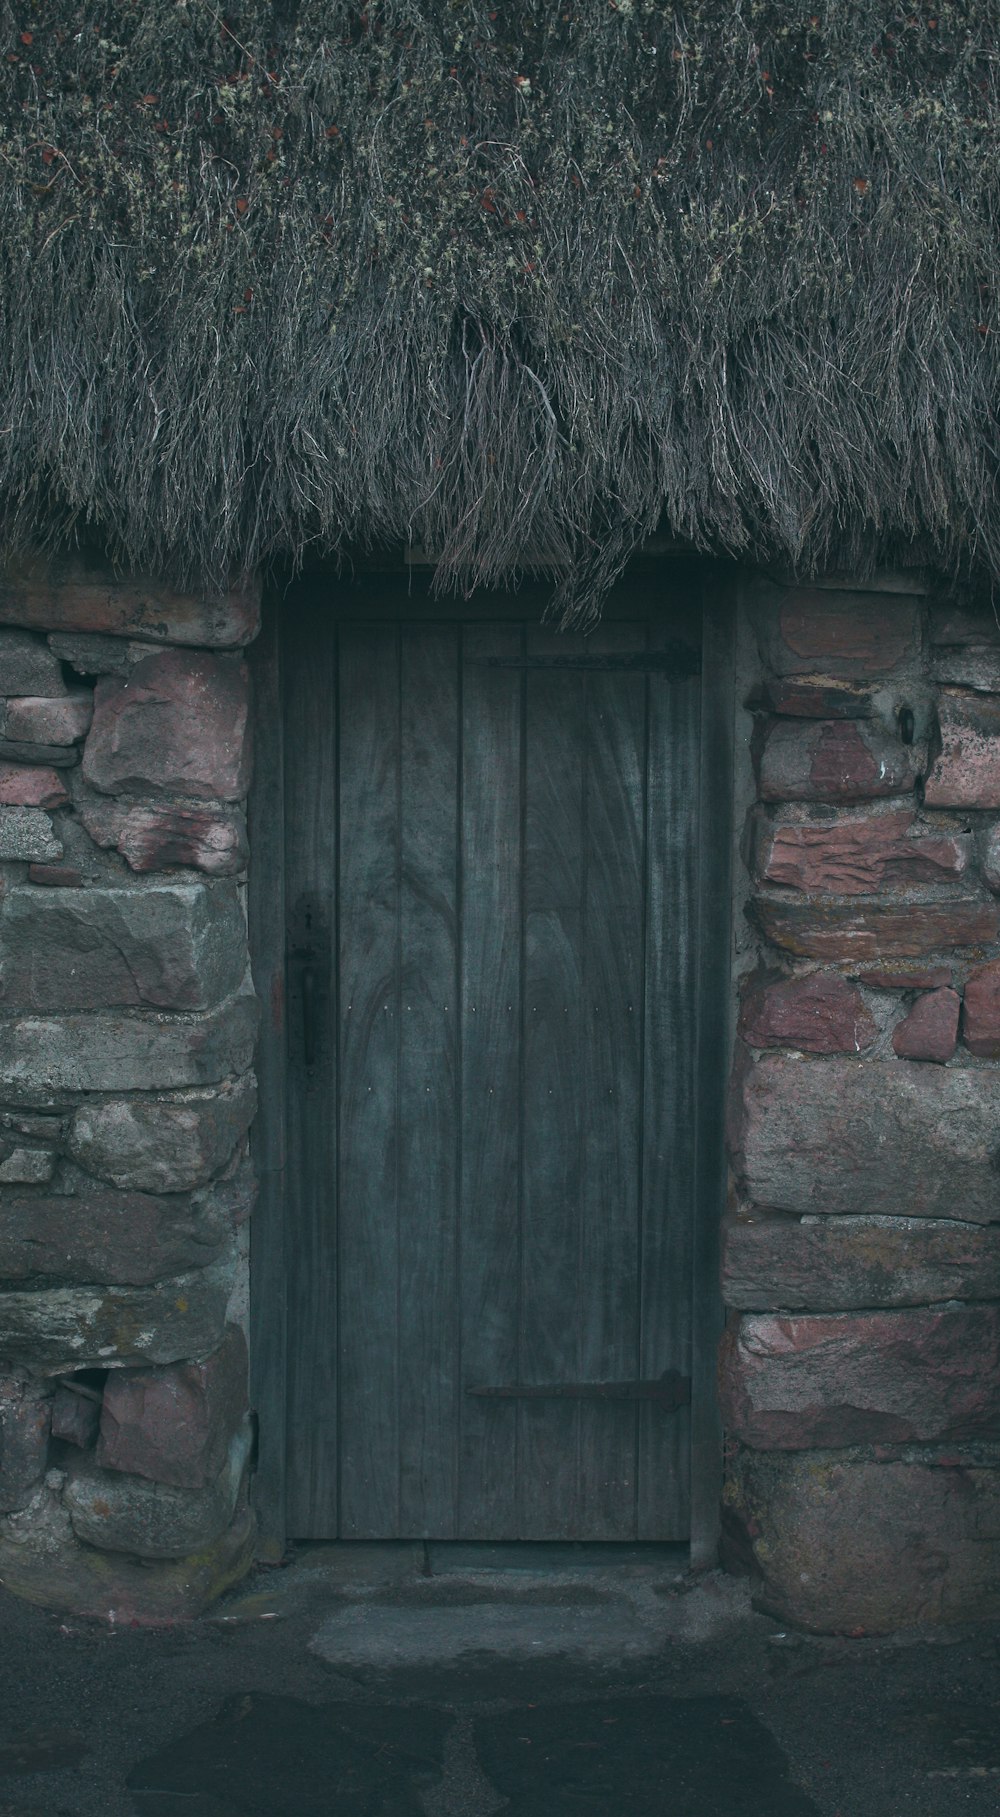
[0,1546,997,1815]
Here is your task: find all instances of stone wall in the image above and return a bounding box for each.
[722,575,1000,1632]
[0,558,259,1621]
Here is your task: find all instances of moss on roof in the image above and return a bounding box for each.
[0,2,997,616]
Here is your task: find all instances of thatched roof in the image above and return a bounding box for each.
[0,3,997,619]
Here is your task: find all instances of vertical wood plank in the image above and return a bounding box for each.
[577,623,647,1539]
[247,598,287,1553]
[281,600,339,1537]
[397,624,461,1535]
[637,603,702,1539]
[519,624,586,1537]
[690,579,735,1568]
[458,624,523,1538]
[338,622,402,1537]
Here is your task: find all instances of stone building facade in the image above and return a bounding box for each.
[0,555,997,1630]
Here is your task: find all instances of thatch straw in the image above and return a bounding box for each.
[0,3,997,620]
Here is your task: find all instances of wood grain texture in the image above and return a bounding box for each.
[282,600,338,1537]
[458,624,523,1538]
[337,622,402,1537]
[397,625,460,1535]
[278,576,708,1542]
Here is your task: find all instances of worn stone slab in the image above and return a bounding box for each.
[50,1383,102,1449]
[756,809,969,895]
[722,1212,1000,1311]
[0,559,260,650]
[0,991,258,1099]
[80,800,249,876]
[0,1482,255,1620]
[739,970,875,1054]
[98,1326,248,1489]
[68,1077,257,1192]
[752,893,998,961]
[736,1055,1000,1222]
[0,1188,230,1286]
[891,987,960,1062]
[48,632,147,677]
[0,1377,51,1514]
[752,678,874,718]
[0,764,68,808]
[0,1254,235,1371]
[925,692,1000,808]
[930,648,1000,691]
[0,739,78,768]
[929,602,1000,648]
[0,629,66,697]
[963,959,1000,1057]
[4,693,92,746]
[754,588,919,679]
[723,1443,1000,1632]
[719,1305,1000,1450]
[856,963,953,990]
[0,807,61,863]
[759,720,916,802]
[82,650,251,802]
[66,1423,250,1558]
[26,863,82,887]
[0,883,246,1012]
[0,1148,56,1185]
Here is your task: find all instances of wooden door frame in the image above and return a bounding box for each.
[247,559,735,1565]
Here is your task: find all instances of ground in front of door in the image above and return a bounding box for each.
[0,1548,997,1817]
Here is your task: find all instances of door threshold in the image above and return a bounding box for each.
[425,1541,690,1576]
[288,1538,690,1585]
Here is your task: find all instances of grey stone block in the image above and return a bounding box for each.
[65,1423,250,1558]
[0,1148,55,1185]
[0,882,246,1012]
[0,629,66,697]
[68,1077,257,1192]
[0,807,62,863]
[0,989,258,1100]
[0,1252,235,1371]
[0,1185,231,1286]
[0,1376,51,1514]
[737,1055,1000,1222]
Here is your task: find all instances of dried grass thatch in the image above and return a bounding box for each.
[0,2,997,619]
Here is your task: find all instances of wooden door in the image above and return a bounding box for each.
[280,577,703,1540]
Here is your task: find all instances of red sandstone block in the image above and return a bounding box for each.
[891,987,960,1062]
[757,809,967,895]
[82,650,251,802]
[752,894,997,962]
[80,800,248,876]
[754,678,874,718]
[963,959,1000,1057]
[855,964,952,989]
[0,764,68,808]
[924,692,1000,808]
[737,1054,1000,1222]
[722,1211,1000,1311]
[718,1305,1000,1450]
[739,970,875,1053]
[759,720,915,802]
[97,1326,248,1489]
[4,693,93,746]
[27,864,83,887]
[0,558,260,649]
[723,1445,1000,1632]
[757,588,918,679]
